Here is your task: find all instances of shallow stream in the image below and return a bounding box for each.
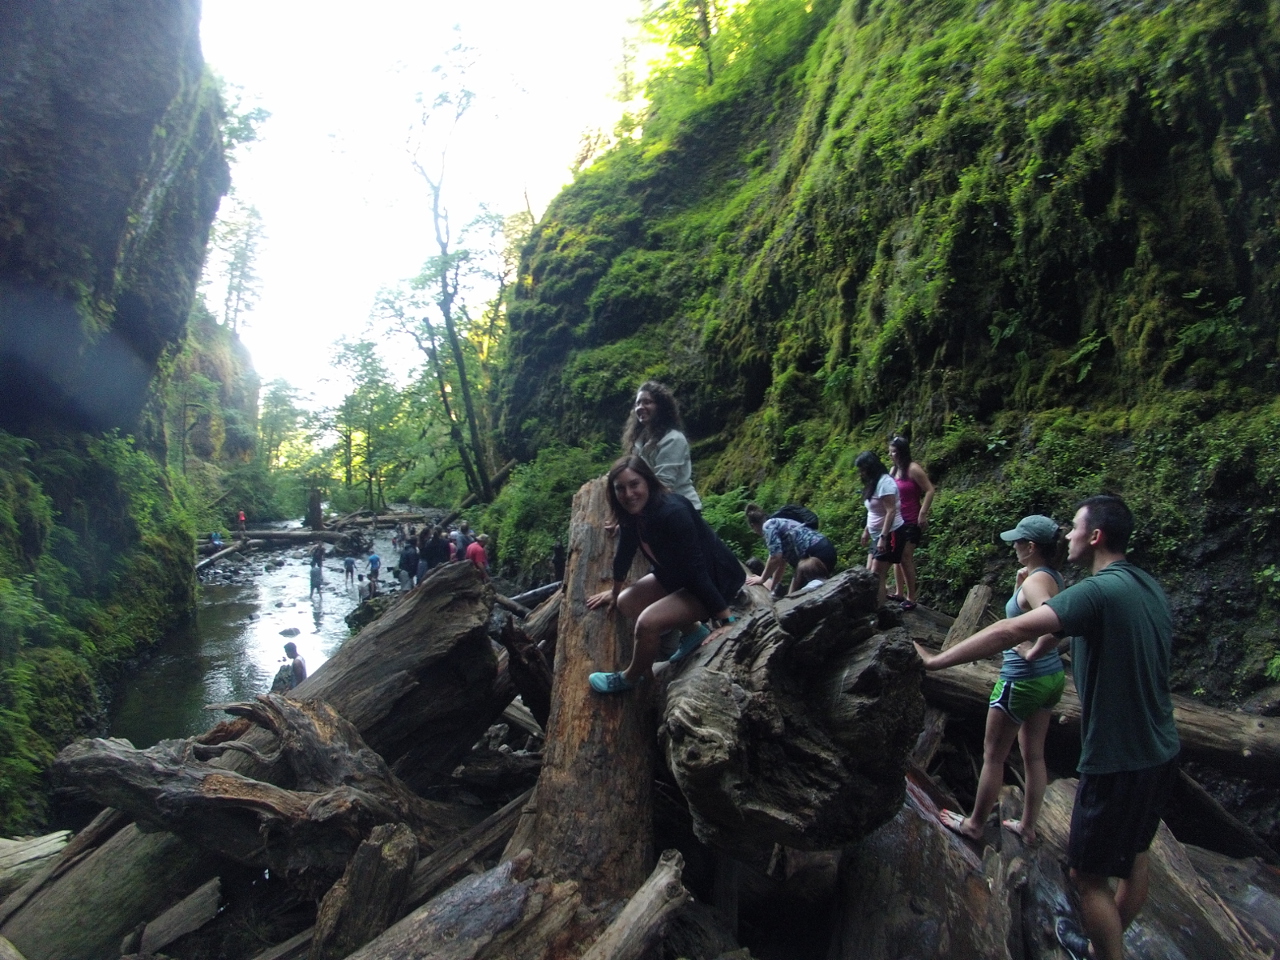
[108,530,398,747]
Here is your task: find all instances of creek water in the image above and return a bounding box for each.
[108,530,398,748]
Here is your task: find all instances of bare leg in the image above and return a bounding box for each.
[1115,851,1150,933]
[1015,708,1053,843]
[1072,869,1123,960]
[949,707,1019,840]
[616,576,708,684]
[869,557,892,607]
[898,541,918,602]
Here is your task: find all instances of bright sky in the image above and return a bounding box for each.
[199,0,644,408]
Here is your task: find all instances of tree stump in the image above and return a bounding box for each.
[661,569,925,855]
[529,477,655,904]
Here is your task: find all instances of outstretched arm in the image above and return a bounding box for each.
[914,603,1063,671]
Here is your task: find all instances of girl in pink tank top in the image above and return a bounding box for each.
[888,436,935,609]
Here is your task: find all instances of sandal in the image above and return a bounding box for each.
[589,671,638,694]
[886,593,905,602]
[900,600,917,611]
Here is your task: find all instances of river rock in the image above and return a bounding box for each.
[280,627,300,637]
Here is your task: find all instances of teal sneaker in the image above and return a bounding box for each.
[589,671,637,694]
[666,623,711,663]
[1055,916,1090,960]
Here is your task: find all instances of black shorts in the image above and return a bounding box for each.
[899,522,923,545]
[1066,754,1179,879]
[802,537,838,574]
[871,528,906,564]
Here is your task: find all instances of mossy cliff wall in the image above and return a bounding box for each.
[0,0,229,830]
[497,0,1280,700]
[0,0,228,434]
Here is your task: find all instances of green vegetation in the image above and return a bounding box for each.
[493,0,1280,701]
[0,431,194,830]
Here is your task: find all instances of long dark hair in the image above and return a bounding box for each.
[621,380,684,451]
[855,451,890,500]
[605,455,668,526]
[889,435,914,478]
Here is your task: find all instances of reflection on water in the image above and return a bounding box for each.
[109,546,378,747]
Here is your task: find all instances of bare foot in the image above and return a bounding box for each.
[939,808,983,841]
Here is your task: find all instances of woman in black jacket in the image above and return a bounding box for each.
[586,456,744,693]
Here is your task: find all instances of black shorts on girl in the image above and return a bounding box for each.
[871,528,906,563]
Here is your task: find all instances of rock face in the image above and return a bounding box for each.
[0,0,229,433]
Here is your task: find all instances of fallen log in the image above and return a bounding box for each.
[509,581,562,610]
[1185,844,1280,953]
[0,834,66,902]
[578,849,692,960]
[528,476,657,903]
[51,696,473,876]
[240,530,350,543]
[1,561,502,960]
[0,938,23,960]
[195,543,246,572]
[129,877,221,958]
[344,852,590,960]
[660,568,925,855]
[309,823,417,960]
[916,656,1280,783]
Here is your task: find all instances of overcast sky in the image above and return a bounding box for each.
[199,0,644,408]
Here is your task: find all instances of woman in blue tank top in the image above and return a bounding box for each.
[933,515,1066,845]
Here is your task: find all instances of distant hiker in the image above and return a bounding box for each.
[887,435,935,611]
[343,555,356,586]
[422,527,450,578]
[452,521,475,557]
[856,451,904,607]
[398,539,419,590]
[309,562,323,599]
[914,496,1179,960]
[271,641,307,692]
[585,456,743,694]
[789,557,829,594]
[552,541,566,582]
[623,380,701,510]
[367,552,381,582]
[357,573,370,601]
[466,534,489,581]
[311,542,326,567]
[924,515,1066,847]
[210,531,223,548]
[743,503,837,595]
[237,509,247,537]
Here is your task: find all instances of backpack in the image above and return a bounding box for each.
[771,504,820,530]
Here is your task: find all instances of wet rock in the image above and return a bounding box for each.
[280,627,300,637]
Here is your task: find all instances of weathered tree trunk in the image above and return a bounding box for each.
[1,561,500,960]
[124,877,221,958]
[51,697,473,876]
[309,824,417,960]
[660,569,925,855]
[578,849,692,960]
[0,834,66,902]
[344,852,589,960]
[528,477,655,903]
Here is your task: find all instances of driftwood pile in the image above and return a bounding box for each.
[4,477,1280,959]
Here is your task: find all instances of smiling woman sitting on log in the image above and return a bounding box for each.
[585,456,745,694]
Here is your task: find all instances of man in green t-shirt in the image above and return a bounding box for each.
[914,495,1179,960]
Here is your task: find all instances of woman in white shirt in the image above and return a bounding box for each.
[622,380,701,510]
[856,451,904,607]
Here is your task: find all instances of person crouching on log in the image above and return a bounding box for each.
[586,456,744,694]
